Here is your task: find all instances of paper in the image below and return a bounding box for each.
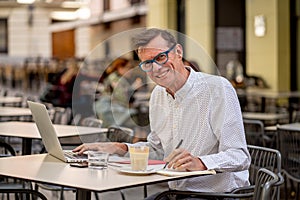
[156,169,216,177]
[114,160,166,165]
[109,155,165,165]
[113,164,216,177]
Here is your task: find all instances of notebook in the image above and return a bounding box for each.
[27,101,88,163]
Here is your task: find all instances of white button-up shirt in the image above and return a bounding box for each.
[132,68,250,192]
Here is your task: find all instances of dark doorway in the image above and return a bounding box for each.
[290,0,300,91]
[215,0,246,77]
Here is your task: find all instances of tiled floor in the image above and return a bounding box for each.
[37,182,169,200]
[38,185,291,200]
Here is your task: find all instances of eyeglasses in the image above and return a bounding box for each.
[138,43,177,72]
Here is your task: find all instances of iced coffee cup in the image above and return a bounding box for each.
[129,146,149,171]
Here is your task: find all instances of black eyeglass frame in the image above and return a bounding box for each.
[138,43,177,72]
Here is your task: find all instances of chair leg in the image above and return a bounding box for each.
[34,183,39,192]
[120,190,126,200]
[289,180,298,199]
[284,174,288,200]
[297,182,299,200]
[144,185,148,198]
[32,183,38,200]
[94,192,100,200]
[60,187,65,200]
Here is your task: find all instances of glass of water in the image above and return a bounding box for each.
[88,151,109,169]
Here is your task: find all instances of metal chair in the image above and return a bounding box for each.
[243,119,266,146]
[277,125,300,200]
[76,116,106,143]
[107,125,134,143]
[292,110,300,123]
[0,139,33,199]
[0,188,47,200]
[246,145,283,200]
[154,168,279,200]
[51,106,72,125]
[153,145,284,200]
[0,139,16,157]
[253,168,280,200]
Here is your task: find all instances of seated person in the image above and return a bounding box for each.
[73,28,250,198]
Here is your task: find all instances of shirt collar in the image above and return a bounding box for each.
[170,67,196,102]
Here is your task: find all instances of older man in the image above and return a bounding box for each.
[73,28,250,196]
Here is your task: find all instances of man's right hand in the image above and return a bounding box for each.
[72,142,128,156]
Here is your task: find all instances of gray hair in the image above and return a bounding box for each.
[132,28,177,50]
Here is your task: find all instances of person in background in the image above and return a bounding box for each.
[225,60,245,89]
[103,58,141,107]
[40,58,101,120]
[95,57,142,128]
[40,58,79,108]
[74,28,250,198]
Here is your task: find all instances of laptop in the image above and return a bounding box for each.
[27,101,88,163]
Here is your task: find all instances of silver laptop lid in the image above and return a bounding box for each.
[27,101,67,162]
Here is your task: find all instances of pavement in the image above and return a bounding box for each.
[38,183,169,200]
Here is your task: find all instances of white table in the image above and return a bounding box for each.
[242,112,289,122]
[0,121,107,155]
[237,88,300,121]
[237,88,300,99]
[264,123,300,149]
[0,96,23,104]
[0,106,32,117]
[265,123,300,132]
[0,154,214,200]
[277,122,300,131]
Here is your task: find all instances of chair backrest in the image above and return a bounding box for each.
[253,168,279,200]
[0,140,16,157]
[107,125,134,143]
[277,126,300,180]
[51,106,72,125]
[76,117,106,143]
[247,145,281,183]
[292,110,300,123]
[244,119,265,146]
[71,113,82,125]
[247,145,283,200]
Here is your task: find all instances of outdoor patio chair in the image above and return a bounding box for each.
[277,125,300,200]
[153,145,284,200]
[154,168,280,200]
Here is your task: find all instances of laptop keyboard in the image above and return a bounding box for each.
[64,151,87,159]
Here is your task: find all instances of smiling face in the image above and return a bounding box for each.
[138,35,188,94]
